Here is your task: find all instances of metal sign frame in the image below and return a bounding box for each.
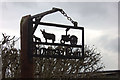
[27,8,84,61]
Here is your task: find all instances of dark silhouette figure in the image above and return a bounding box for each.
[40,29,55,43]
[60,28,78,45]
[33,35,41,42]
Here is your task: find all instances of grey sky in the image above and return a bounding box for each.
[0,2,118,70]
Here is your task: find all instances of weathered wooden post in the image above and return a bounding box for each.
[20,15,33,78]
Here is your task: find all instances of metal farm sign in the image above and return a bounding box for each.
[26,8,84,61]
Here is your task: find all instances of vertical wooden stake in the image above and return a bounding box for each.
[20,15,33,78]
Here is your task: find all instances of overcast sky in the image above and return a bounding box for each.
[0,2,118,70]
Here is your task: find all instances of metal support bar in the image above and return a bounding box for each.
[31,8,62,19]
[82,28,84,59]
[34,42,82,48]
[32,21,84,30]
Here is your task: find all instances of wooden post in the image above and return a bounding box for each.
[20,15,33,78]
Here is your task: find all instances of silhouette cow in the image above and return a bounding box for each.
[40,29,55,43]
